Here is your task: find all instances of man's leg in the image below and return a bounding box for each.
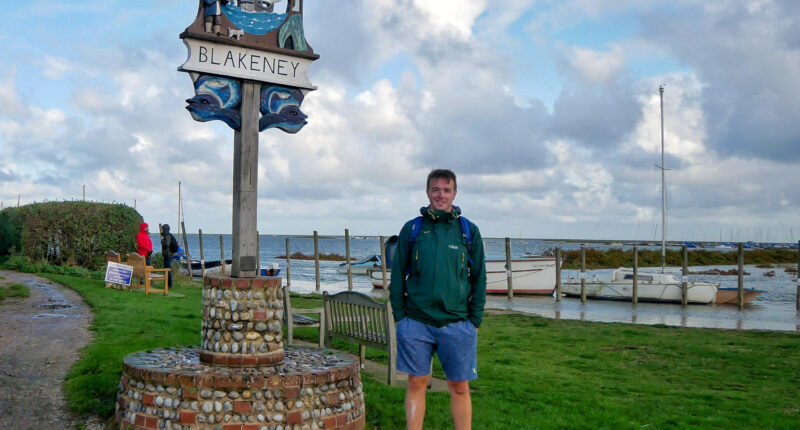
[406,374,430,430]
[448,380,471,430]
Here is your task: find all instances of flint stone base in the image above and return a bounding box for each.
[116,346,365,430]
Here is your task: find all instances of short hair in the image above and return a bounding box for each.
[426,169,457,191]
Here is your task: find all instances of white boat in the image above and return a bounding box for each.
[368,256,560,294]
[562,268,718,304]
[336,255,381,275]
[486,257,559,295]
[562,86,718,304]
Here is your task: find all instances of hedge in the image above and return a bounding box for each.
[0,201,142,269]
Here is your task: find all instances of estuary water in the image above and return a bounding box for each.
[153,234,800,332]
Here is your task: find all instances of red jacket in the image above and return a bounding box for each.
[136,222,153,257]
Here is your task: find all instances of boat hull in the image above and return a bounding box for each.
[715,288,763,305]
[561,278,718,304]
[485,257,558,295]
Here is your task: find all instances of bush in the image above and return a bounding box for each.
[0,201,142,270]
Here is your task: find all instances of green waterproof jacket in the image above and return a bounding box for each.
[389,206,487,328]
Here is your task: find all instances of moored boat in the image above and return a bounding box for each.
[562,268,718,304]
[485,257,559,295]
[336,255,381,275]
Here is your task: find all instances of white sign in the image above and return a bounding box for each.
[105,262,134,286]
[179,38,316,90]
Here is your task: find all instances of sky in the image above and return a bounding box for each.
[1,0,799,242]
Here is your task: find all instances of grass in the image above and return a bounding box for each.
[0,283,30,302]
[39,274,800,429]
[562,247,799,269]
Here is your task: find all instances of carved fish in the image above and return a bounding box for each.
[259,85,307,133]
[185,75,242,130]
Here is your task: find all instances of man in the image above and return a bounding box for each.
[390,168,486,430]
[136,222,153,266]
[160,224,179,287]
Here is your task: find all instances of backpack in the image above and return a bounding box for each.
[169,234,178,253]
[405,215,474,276]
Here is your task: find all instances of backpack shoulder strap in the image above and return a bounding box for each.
[404,216,423,277]
[459,216,474,267]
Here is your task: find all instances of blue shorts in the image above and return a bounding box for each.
[396,317,478,381]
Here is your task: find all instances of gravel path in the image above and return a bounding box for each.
[0,270,102,429]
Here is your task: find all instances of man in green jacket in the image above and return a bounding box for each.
[390,168,487,430]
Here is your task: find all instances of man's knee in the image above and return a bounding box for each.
[408,375,430,391]
[447,380,470,396]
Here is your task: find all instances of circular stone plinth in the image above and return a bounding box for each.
[116,346,365,430]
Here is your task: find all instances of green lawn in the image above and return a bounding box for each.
[42,274,800,429]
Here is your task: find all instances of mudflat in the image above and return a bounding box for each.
[0,270,100,429]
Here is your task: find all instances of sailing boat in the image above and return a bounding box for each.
[562,86,719,304]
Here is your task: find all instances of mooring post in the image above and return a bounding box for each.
[796,240,799,311]
[633,245,639,304]
[681,245,688,306]
[285,237,291,287]
[555,247,562,302]
[580,243,586,304]
[199,229,206,279]
[181,221,192,278]
[379,235,388,295]
[313,230,320,292]
[505,237,514,299]
[738,242,745,309]
[230,82,260,278]
[219,235,226,275]
[345,229,353,291]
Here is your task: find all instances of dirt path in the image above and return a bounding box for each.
[0,270,102,429]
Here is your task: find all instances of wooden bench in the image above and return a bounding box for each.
[282,286,324,348]
[323,291,397,385]
[125,252,169,295]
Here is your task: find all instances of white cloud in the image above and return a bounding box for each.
[566,44,626,84]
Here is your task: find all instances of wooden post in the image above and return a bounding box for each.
[632,245,639,304]
[345,229,353,291]
[198,229,206,278]
[230,81,260,278]
[256,231,261,275]
[82,184,85,201]
[379,236,388,294]
[181,221,192,278]
[313,231,320,292]
[580,244,586,304]
[681,245,688,306]
[177,181,181,235]
[17,194,20,207]
[219,235,226,275]
[505,237,514,299]
[738,242,745,309]
[554,247,562,302]
[285,237,291,287]
[796,241,799,311]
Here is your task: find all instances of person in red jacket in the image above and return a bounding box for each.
[136,222,153,265]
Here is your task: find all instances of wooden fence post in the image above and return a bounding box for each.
[199,229,206,279]
[738,242,745,309]
[632,245,638,304]
[796,241,799,311]
[313,231,320,292]
[379,235,388,295]
[219,235,226,275]
[580,244,586,304]
[505,237,513,299]
[345,229,353,291]
[554,247,561,302]
[285,237,291,287]
[681,245,688,306]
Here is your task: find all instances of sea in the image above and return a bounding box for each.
[151,234,800,333]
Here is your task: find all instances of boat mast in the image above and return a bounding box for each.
[659,85,666,273]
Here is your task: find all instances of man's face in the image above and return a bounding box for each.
[426,177,457,212]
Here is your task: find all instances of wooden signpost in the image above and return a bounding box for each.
[179,0,318,277]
